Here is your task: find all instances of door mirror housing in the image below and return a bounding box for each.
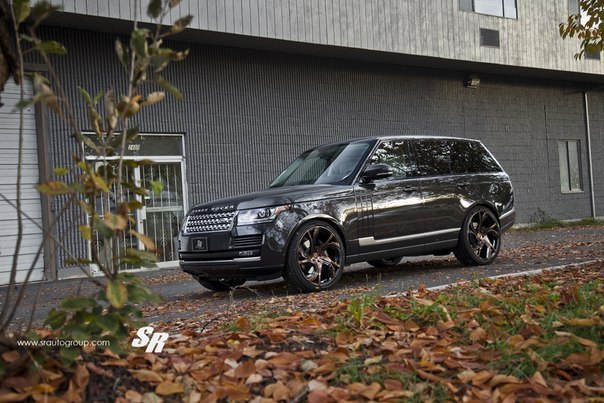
[361,163,393,182]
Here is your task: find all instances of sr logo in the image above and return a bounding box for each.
[131,326,169,353]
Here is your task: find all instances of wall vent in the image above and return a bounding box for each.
[480,28,500,48]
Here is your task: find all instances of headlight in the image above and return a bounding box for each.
[237,205,289,226]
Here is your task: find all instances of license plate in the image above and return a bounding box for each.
[192,237,208,252]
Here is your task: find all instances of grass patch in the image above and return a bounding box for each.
[512,210,604,231]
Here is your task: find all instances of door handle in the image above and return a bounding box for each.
[402,186,417,192]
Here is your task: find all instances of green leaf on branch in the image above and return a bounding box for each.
[53,167,69,176]
[94,216,114,239]
[60,296,97,310]
[78,87,92,106]
[13,0,31,23]
[90,172,110,193]
[106,279,128,309]
[115,39,130,69]
[79,225,92,241]
[124,248,157,268]
[149,180,164,196]
[131,29,150,58]
[154,75,183,100]
[147,0,162,18]
[37,40,67,55]
[127,199,144,210]
[94,314,120,333]
[45,309,67,329]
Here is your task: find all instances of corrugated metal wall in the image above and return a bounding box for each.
[38,26,601,271]
[48,0,604,76]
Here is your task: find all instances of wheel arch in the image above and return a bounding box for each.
[290,214,347,252]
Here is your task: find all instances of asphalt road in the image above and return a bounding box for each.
[2,225,604,329]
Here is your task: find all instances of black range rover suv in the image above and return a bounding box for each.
[179,136,515,292]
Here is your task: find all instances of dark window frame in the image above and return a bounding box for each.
[460,0,518,19]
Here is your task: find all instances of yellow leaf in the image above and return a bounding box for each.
[128,229,156,251]
[104,212,128,231]
[155,380,184,396]
[106,279,128,309]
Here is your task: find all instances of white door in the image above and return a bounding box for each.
[0,80,45,284]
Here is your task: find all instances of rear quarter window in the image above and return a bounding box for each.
[415,139,502,176]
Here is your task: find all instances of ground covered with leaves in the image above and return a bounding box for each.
[3,262,602,402]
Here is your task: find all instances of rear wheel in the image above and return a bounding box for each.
[367,257,403,268]
[195,277,245,291]
[454,206,501,266]
[283,221,345,292]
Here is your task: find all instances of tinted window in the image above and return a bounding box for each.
[414,140,452,176]
[455,141,502,173]
[270,141,373,187]
[416,140,501,176]
[370,141,417,180]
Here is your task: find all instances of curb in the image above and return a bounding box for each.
[426,258,604,292]
[385,258,604,298]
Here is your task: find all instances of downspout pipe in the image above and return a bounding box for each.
[584,92,596,218]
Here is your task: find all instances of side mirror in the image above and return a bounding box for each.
[361,163,393,182]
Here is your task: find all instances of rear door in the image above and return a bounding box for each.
[414,139,466,250]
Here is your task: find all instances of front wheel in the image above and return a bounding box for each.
[454,206,501,266]
[283,221,345,292]
[195,277,245,291]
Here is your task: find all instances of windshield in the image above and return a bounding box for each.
[270,140,374,187]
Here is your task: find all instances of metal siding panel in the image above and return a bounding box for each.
[241,0,251,35]
[249,0,259,36]
[0,80,45,284]
[207,0,218,31]
[273,0,283,37]
[258,0,267,37]
[216,0,226,31]
[266,0,275,37]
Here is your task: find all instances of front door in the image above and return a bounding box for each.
[356,140,425,256]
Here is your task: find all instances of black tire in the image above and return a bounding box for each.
[454,206,501,266]
[195,277,245,291]
[367,257,403,268]
[283,221,345,292]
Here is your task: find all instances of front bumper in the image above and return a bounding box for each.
[178,222,289,281]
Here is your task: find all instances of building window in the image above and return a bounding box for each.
[460,0,518,19]
[558,140,582,193]
[569,0,602,60]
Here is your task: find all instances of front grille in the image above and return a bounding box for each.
[231,235,264,248]
[184,210,236,233]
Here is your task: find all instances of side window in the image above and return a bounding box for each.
[451,141,502,173]
[414,140,453,176]
[370,141,417,180]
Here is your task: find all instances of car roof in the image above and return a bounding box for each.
[314,135,481,149]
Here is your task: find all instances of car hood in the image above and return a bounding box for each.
[190,185,352,211]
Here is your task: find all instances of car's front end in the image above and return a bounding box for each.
[179,200,297,281]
